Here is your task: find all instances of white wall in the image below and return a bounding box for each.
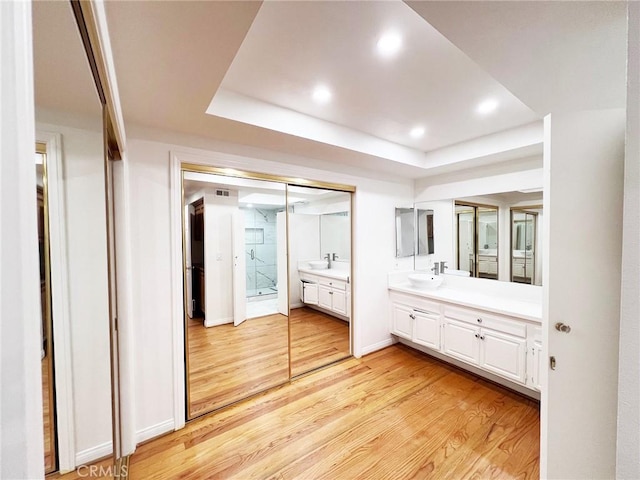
[289,213,321,307]
[36,120,113,464]
[616,3,640,477]
[125,137,414,439]
[0,3,44,477]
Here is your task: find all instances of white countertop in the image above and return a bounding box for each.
[389,281,541,323]
[298,268,350,282]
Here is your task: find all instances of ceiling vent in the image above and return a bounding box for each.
[216,189,230,197]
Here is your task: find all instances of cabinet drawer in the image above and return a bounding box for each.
[319,277,347,290]
[443,305,526,338]
[389,292,440,315]
[299,272,317,283]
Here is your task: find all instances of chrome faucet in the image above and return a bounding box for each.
[332,253,339,261]
[324,253,332,269]
[440,261,448,274]
[431,262,440,275]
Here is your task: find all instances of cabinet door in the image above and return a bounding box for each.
[442,318,479,365]
[530,339,543,391]
[332,289,348,316]
[391,303,413,340]
[318,284,332,310]
[302,282,318,305]
[480,329,527,384]
[414,311,440,350]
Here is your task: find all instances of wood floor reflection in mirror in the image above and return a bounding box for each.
[290,307,350,377]
[187,313,289,418]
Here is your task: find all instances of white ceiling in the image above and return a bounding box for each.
[33,1,628,181]
[214,0,540,152]
[32,1,102,119]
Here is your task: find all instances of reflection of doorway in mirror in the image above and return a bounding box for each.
[455,203,498,280]
[511,210,539,285]
[182,170,290,419]
[36,145,57,474]
[455,206,475,275]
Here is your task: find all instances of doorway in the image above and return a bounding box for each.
[36,144,57,474]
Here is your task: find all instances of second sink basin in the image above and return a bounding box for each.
[408,273,444,289]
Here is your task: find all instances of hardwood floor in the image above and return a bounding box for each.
[55,344,540,479]
[188,307,350,417]
[187,314,289,418]
[290,307,350,376]
[42,351,56,474]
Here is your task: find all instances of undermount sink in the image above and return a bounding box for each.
[408,273,444,289]
[308,260,329,270]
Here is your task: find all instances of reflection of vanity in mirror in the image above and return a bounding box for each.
[414,191,543,286]
[288,186,352,377]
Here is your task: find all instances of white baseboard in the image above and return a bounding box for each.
[75,441,112,466]
[136,419,176,444]
[204,316,232,328]
[360,337,396,357]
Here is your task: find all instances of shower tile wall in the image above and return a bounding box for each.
[244,207,279,297]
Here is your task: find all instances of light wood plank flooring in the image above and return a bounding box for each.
[42,351,56,474]
[187,314,289,418]
[290,307,350,376]
[54,344,540,479]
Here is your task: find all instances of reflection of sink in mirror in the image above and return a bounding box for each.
[408,273,444,289]
[308,260,328,270]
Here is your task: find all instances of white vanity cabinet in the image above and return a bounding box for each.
[390,295,441,350]
[443,306,527,385]
[318,278,348,316]
[300,270,350,319]
[389,289,538,394]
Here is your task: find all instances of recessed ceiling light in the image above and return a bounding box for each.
[377,32,402,57]
[410,126,425,138]
[312,85,332,104]
[477,99,499,115]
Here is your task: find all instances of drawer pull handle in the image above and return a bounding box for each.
[480,335,485,341]
[409,314,416,320]
[477,318,482,323]
[474,333,479,339]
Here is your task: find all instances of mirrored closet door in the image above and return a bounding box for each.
[288,186,352,377]
[182,169,290,419]
[33,0,123,472]
[181,166,354,419]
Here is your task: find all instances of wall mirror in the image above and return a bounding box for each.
[182,170,290,419]
[33,1,115,472]
[288,186,352,376]
[415,190,543,285]
[395,207,415,258]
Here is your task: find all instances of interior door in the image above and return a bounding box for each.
[542,110,625,478]
[232,210,247,327]
[185,204,194,318]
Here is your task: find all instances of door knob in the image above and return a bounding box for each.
[555,322,571,333]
